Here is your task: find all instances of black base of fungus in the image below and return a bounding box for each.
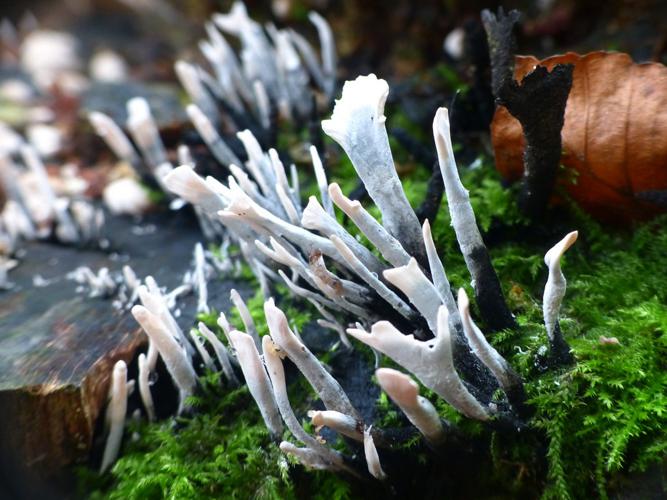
[469,245,517,331]
[482,7,574,222]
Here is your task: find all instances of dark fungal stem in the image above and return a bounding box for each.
[469,245,517,332]
[482,8,573,221]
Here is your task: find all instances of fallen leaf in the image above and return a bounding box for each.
[491,51,667,223]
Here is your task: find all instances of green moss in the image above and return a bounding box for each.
[79,387,294,500]
[86,149,667,498]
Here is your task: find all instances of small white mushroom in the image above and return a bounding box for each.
[100,360,128,473]
[103,177,151,216]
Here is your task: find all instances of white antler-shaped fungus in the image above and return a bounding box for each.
[347,306,490,421]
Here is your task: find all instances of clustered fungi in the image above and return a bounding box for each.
[0,141,105,288]
[92,5,581,474]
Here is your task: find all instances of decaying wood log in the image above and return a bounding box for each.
[0,210,244,498]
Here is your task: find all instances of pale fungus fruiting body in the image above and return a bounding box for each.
[100,360,129,473]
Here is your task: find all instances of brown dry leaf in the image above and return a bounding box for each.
[491,51,667,223]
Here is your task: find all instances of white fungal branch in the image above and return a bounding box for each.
[194,242,209,314]
[383,258,443,335]
[376,368,445,445]
[138,284,193,359]
[309,409,363,441]
[347,306,490,421]
[137,353,156,422]
[88,111,141,169]
[543,231,578,341]
[126,97,170,175]
[422,220,457,315]
[308,12,336,98]
[190,328,215,370]
[308,251,370,316]
[279,442,336,471]
[228,329,283,437]
[198,322,239,385]
[230,288,261,348]
[100,360,128,473]
[363,426,387,480]
[322,75,424,258]
[309,146,334,216]
[330,235,415,321]
[432,108,483,262]
[328,183,411,267]
[164,166,227,214]
[131,305,197,414]
[262,336,345,469]
[186,104,241,167]
[175,60,220,128]
[301,195,385,276]
[264,299,361,421]
[458,288,515,390]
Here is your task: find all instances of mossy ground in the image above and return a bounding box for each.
[79,141,667,499]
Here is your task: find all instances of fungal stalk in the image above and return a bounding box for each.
[375,368,445,445]
[347,307,490,421]
[262,336,345,469]
[131,305,197,414]
[264,299,361,421]
[433,107,515,331]
[198,322,239,386]
[137,353,156,422]
[227,329,283,437]
[322,74,424,260]
[363,426,387,480]
[309,410,363,441]
[543,231,578,363]
[100,360,128,473]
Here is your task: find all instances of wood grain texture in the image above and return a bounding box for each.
[0,210,248,498]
